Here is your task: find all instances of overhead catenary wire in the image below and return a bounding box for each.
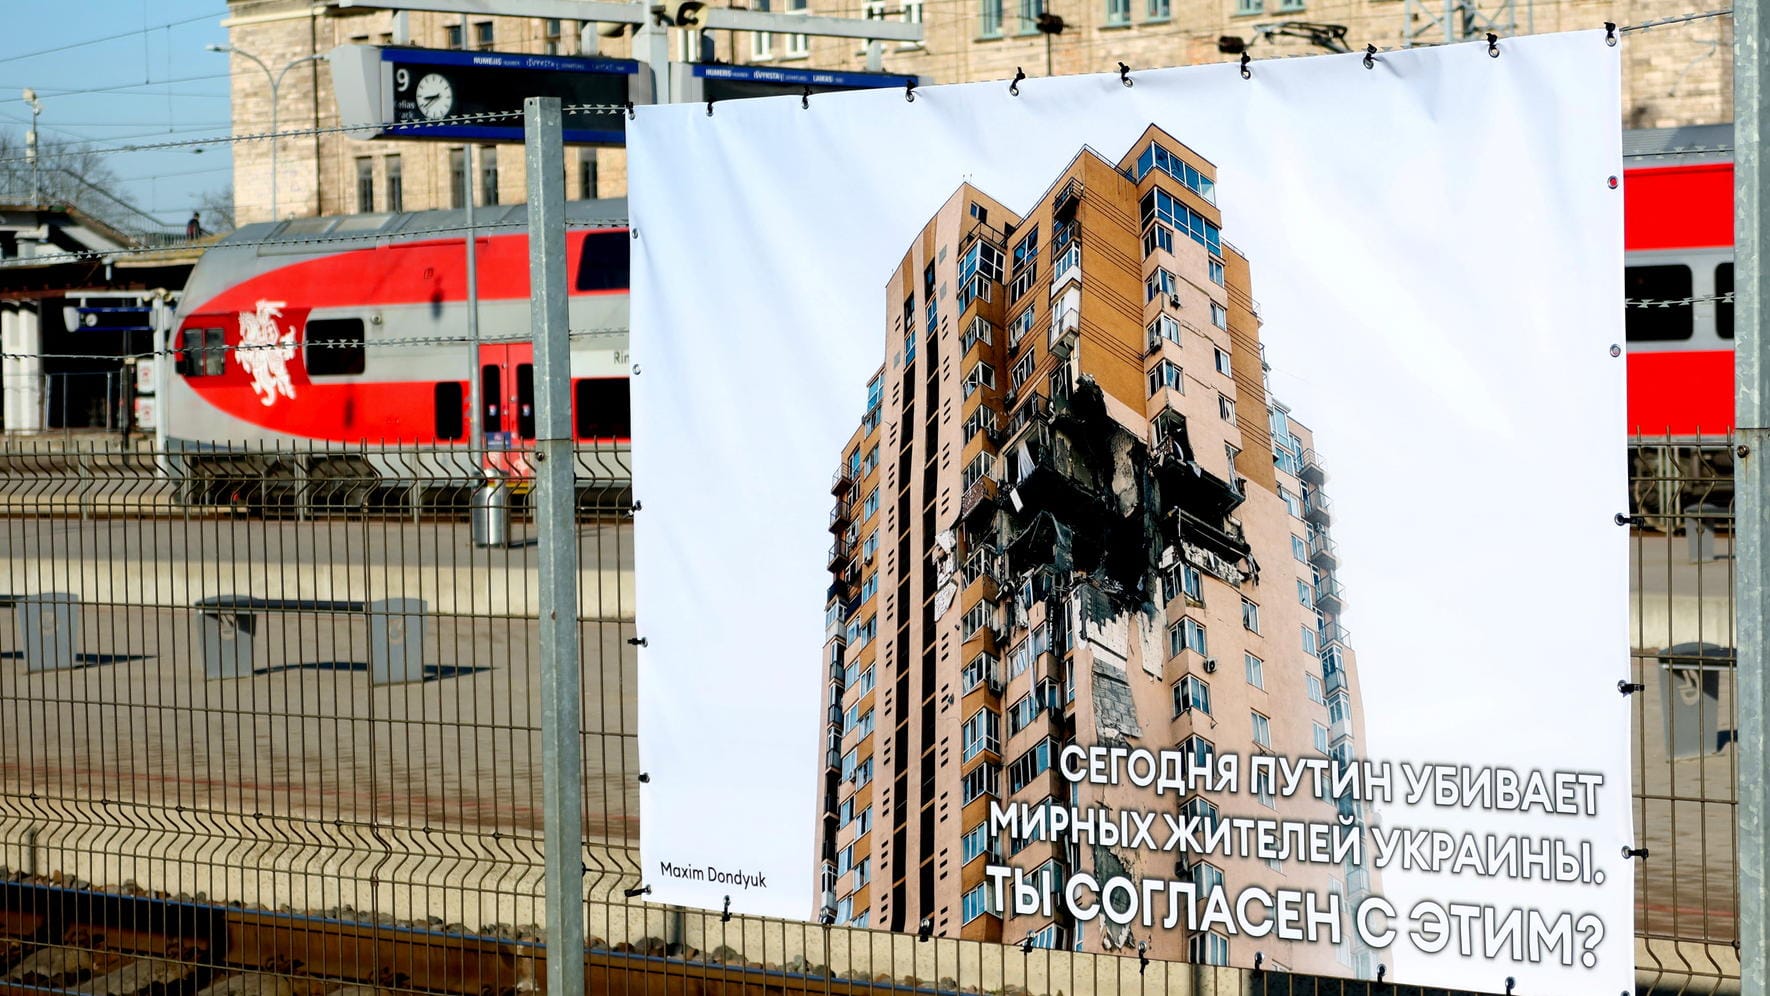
[0,327,632,363]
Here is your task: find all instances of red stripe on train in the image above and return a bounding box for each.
[194,229,627,315]
[1627,350,1734,436]
[1624,163,1732,252]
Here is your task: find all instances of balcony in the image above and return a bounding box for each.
[828,540,852,573]
[1304,489,1333,526]
[832,469,855,496]
[1049,293,1080,360]
[960,475,999,524]
[1307,531,1338,569]
[1053,176,1083,221]
[1049,243,1081,298]
[829,501,853,534]
[1324,665,1348,697]
[1299,448,1326,485]
[1318,619,1352,651]
[1314,578,1345,614]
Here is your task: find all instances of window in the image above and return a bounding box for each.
[354,157,374,212]
[1148,360,1183,396]
[962,823,992,863]
[1209,257,1226,286]
[1314,722,1330,753]
[1134,144,1219,204]
[962,451,996,491]
[1302,626,1319,655]
[840,749,857,782]
[855,710,875,740]
[384,155,403,212]
[1297,578,1313,606]
[1251,711,1271,748]
[962,709,1000,761]
[305,318,366,376]
[573,378,630,439]
[863,489,879,520]
[1219,394,1236,424]
[1244,653,1263,689]
[751,0,773,57]
[962,654,998,692]
[964,361,996,398]
[1008,738,1054,792]
[1181,795,1219,830]
[963,405,998,443]
[1241,598,1259,633]
[1170,617,1207,657]
[1292,535,1307,561]
[1719,262,1735,338]
[854,665,875,696]
[449,148,468,209]
[1253,766,1276,808]
[1179,734,1212,771]
[980,0,1003,35]
[860,573,878,602]
[853,757,873,787]
[444,23,463,47]
[863,445,879,475]
[178,328,227,377]
[962,883,995,923]
[473,20,494,49]
[1147,0,1170,17]
[1210,302,1229,329]
[1011,351,1036,390]
[1276,0,1303,11]
[1624,264,1693,341]
[1017,0,1040,31]
[1142,224,1173,257]
[578,150,599,199]
[838,798,854,828]
[836,897,854,923]
[479,146,499,206]
[1140,188,1223,255]
[434,382,464,440]
[1008,306,1035,348]
[854,858,871,886]
[1235,0,1262,13]
[786,0,810,54]
[963,601,995,639]
[962,764,998,804]
[1186,861,1224,895]
[900,0,924,35]
[1148,315,1181,348]
[1146,268,1177,302]
[855,805,873,834]
[1307,674,1326,705]
[837,842,853,873]
[1163,562,1202,604]
[862,534,879,561]
[1010,226,1039,300]
[543,17,562,54]
[1280,488,1302,517]
[1105,0,1130,24]
[1174,675,1210,716]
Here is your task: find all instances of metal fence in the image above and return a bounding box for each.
[0,435,1742,996]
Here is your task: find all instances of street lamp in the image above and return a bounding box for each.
[21,88,41,204]
[206,44,326,220]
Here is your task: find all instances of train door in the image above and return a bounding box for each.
[478,343,535,480]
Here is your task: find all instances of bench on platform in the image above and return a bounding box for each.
[194,596,428,684]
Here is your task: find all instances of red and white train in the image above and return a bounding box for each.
[161,198,632,497]
[160,129,1736,507]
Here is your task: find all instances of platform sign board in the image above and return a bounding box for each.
[671,63,918,104]
[330,45,650,144]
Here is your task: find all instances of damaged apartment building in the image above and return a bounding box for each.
[815,125,1376,977]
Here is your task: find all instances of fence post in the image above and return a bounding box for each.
[1735,4,1768,990]
[525,95,587,996]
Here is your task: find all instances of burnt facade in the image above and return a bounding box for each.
[816,126,1375,976]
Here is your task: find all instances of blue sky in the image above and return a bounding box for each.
[0,1,232,229]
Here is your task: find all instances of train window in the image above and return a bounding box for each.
[516,364,536,439]
[1717,263,1734,339]
[305,318,366,375]
[178,329,226,377]
[574,377,631,439]
[434,382,465,441]
[1624,264,1693,342]
[481,365,503,433]
[574,231,630,291]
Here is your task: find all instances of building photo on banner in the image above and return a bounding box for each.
[629,29,1630,993]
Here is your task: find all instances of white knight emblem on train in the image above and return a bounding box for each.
[235,300,299,406]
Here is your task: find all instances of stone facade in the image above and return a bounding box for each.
[223,0,1729,222]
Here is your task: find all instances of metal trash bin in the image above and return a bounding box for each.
[471,476,509,548]
[1658,641,1732,760]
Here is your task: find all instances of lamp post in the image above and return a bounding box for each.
[206,44,325,220]
[21,88,40,204]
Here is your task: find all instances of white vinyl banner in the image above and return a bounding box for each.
[630,30,1628,992]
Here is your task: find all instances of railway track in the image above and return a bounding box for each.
[0,882,920,996]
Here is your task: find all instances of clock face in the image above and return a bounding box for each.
[414,72,454,120]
